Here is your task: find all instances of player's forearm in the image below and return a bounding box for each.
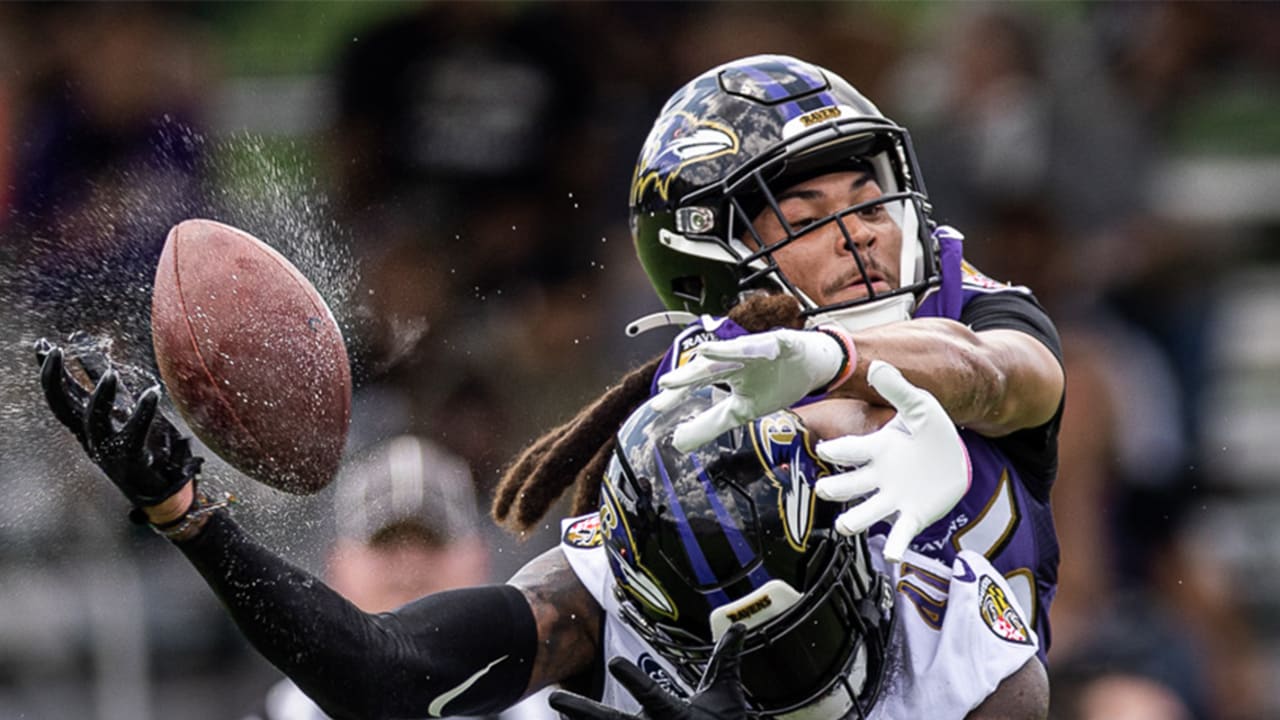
[142,482,195,524]
[174,512,537,719]
[840,318,1035,434]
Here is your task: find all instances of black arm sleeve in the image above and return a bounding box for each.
[177,511,539,720]
[958,291,1062,364]
[960,291,1064,501]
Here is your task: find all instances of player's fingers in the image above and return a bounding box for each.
[608,657,684,716]
[86,370,119,447]
[700,622,747,693]
[815,469,880,502]
[834,494,895,537]
[713,620,748,656]
[695,334,781,362]
[548,690,631,720]
[40,348,87,432]
[815,433,877,467]
[649,385,690,414]
[657,356,742,392]
[671,397,750,453]
[122,386,160,456]
[881,515,921,563]
[38,344,63,388]
[34,338,53,366]
[866,360,931,424]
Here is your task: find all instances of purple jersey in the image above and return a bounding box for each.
[649,235,1062,661]
[909,256,1061,662]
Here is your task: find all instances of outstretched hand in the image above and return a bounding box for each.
[814,360,971,562]
[36,338,201,507]
[549,623,749,720]
[653,328,852,453]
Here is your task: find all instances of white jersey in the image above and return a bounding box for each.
[560,513,1038,720]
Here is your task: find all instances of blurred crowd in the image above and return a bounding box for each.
[0,2,1277,720]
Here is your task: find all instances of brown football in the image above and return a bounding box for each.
[151,219,351,494]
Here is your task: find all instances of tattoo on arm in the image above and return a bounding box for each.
[508,547,603,694]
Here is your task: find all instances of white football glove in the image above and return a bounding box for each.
[814,360,971,563]
[652,327,852,453]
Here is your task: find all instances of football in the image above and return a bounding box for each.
[151,219,351,494]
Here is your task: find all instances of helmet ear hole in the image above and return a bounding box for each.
[671,276,705,304]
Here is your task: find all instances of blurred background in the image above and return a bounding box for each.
[0,2,1276,719]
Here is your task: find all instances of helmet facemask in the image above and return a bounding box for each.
[615,535,893,719]
[673,123,939,334]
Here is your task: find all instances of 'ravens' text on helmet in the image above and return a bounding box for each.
[602,387,894,718]
[629,54,940,333]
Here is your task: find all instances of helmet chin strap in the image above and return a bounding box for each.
[804,294,915,334]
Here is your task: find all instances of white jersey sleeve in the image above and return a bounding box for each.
[872,536,1039,720]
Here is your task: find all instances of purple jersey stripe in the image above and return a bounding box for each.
[654,448,732,605]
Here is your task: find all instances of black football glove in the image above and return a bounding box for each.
[36,337,202,507]
[549,623,749,720]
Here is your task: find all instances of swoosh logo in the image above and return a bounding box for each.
[428,654,509,717]
[701,315,727,333]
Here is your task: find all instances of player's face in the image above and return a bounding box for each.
[746,170,903,307]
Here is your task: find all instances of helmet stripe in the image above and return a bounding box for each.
[796,91,837,112]
[752,58,827,96]
[778,91,840,124]
[735,64,790,101]
[775,55,828,87]
[726,57,833,120]
[691,454,773,590]
[653,447,732,605]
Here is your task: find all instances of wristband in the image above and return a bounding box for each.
[815,326,858,393]
[129,483,237,543]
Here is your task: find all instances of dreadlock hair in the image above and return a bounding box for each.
[491,292,806,532]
